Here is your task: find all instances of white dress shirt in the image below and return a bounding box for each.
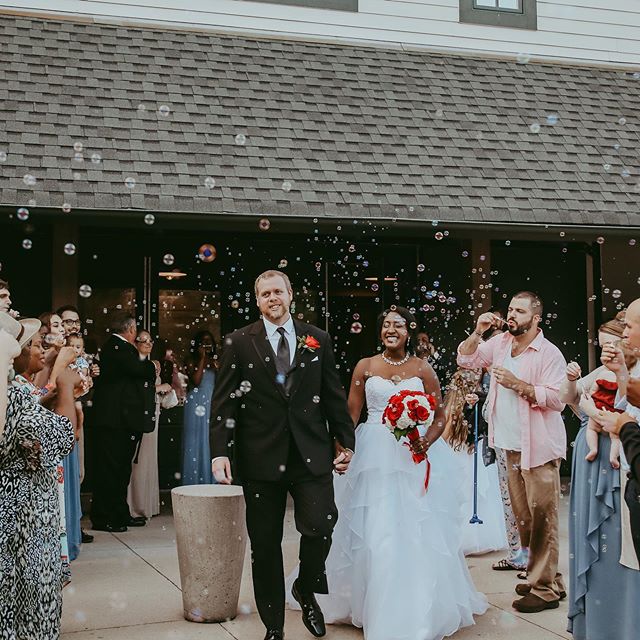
[263,315,296,366]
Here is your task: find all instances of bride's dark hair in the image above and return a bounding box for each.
[376,306,419,355]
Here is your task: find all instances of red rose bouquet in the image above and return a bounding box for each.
[382,389,437,491]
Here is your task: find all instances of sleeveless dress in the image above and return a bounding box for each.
[289,376,487,640]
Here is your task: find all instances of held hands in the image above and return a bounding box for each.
[90,363,100,377]
[597,409,636,436]
[212,457,233,484]
[566,361,582,382]
[333,441,353,475]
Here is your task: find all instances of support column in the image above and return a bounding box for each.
[51,221,79,310]
[471,238,492,316]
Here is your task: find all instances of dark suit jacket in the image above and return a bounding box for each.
[92,334,157,432]
[620,421,640,561]
[211,319,355,482]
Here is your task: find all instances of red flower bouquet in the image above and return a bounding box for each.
[382,389,437,491]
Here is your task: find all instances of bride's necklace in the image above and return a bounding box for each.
[382,351,410,366]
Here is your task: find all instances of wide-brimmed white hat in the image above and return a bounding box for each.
[0,312,41,348]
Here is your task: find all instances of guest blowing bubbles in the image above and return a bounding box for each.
[0,312,77,640]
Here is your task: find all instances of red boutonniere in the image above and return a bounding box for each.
[297,334,320,353]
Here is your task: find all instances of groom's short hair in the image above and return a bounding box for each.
[254,270,292,296]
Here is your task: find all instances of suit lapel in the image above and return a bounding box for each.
[249,321,288,401]
[287,321,317,398]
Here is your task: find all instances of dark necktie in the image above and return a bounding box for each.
[276,326,291,377]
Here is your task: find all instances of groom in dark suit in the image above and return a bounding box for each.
[211,270,354,640]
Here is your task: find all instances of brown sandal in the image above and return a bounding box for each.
[492,558,520,571]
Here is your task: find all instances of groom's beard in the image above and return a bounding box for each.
[508,319,533,336]
[264,305,290,323]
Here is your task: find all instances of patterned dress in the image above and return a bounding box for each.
[0,385,74,640]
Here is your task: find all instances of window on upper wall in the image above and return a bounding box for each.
[239,0,358,10]
[459,0,537,30]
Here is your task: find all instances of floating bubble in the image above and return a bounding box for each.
[73,141,83,152]
[62,203,72,213]
[516,52,531,64]
[258,218,270,231]
[125,177,136,189]
[225,418,236,429]
[240,380,252,393]
[198,243,217,262]
[91,153,102,164]
[0,151,6,162]
[529,123,541,134]
[612,289,622,299]
[619,117,627,125]
[603,163,611,171]
[235,133,246,145]
[312,395,320,403]
[204,177,216,189]
[278,259,288,268]
[546,114,558,125]
[621,168,631,178]
[158,104,171,117]
[17,207,29,221]
[629,239,636,246]
[163,254,175,266]
[64,243,76,256]
[371,283,379,292]
[434,232,444,240]
[417,264,425,272]
[144,213,155,225]
[79,284,92,298]
[505,240,511,246]
[22,239,32,250]
[194,405,206,417]
[596,236,605,245]
[73,152,84,163]
[276,373,286,385]
[461,250,469,258]
[350,322,363,334]
[281,180,292,192]
[23,174,36,187]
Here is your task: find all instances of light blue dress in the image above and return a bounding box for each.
[568,416,640,639]
[63,445,81,561]
[181,368,215,485]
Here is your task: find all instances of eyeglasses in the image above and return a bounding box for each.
[62,319,81,326]
[136,338,154,344]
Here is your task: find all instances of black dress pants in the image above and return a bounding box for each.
[242,443,338,630]
[90,427,139,527]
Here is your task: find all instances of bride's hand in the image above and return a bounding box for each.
[410,436,430,456]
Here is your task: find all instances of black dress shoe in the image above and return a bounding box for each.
[126,516,147,527]
[292,579,326,638]
[263,630,283,640]
[91,523,127,533]
[81,529,94,543]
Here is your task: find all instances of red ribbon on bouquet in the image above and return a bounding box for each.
[404,427,431,493]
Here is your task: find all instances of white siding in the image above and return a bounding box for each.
[1,0,639,67]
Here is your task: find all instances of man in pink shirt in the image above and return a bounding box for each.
[457,291,567,613]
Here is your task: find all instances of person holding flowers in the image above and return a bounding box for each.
[288,306,487,640]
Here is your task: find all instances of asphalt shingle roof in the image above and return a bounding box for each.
[0,14,639,226]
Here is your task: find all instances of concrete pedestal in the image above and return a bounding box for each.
[171,484,247,622]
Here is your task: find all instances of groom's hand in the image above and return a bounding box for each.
[212,456,233,484]
[333,442,353,475]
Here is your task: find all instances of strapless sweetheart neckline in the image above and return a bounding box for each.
[366,375,422,386]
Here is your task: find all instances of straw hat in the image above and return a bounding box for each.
[0,312,41,348]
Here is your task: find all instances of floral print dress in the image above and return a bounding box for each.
[0,385,74,640]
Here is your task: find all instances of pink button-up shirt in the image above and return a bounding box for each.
[457,330,567,470]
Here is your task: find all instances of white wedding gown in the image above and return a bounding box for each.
[287,376,488,640]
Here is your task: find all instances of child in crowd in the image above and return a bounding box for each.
[65,333,91,439]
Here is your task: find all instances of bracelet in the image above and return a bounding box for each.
[473,330,483,338]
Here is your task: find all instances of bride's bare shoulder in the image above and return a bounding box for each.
[353,355,380,376]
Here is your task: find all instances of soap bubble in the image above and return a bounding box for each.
[259,218,270,231]
[240,380,252,393]
[64,243,76,255]
[62,203,72,213]
[350,322,363,334]
[17,207,29,221]
[0,151,6,162]
[235,133,246,145]
[91,153,102,164]
[516,52,531,64]
[529,123,541,134]
[124,177,136,189]
[435,232,444,240]
[596,236,605,245]
[23,174,36,187]
[225,418,236,429]
[417,264,425,272]
[158,105,171,117]
[313,395,320,403]
[79,284,92,298]
[22,239,32,250]
[144,214,155,225]
[195,405,206,417]
[278,259,288,268]
[505,240,511,246]
[612,289,622,299]
[281,180,292,192]
[198,244,216,262]
[204,177,216,189]
[163,254,175,266]
[73,141,83,152]
[546,114,558,125]
[618,117,627,125]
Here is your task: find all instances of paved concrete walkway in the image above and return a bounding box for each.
[61,494,572,640]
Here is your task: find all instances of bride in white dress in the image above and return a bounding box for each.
[288,307,487,640]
